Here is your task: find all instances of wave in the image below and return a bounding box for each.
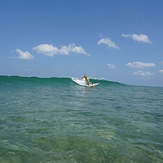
[0,75,125,87]
[90,78,124,86]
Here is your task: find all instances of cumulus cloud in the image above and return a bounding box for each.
[97,38,119,49]
[107,64,116,69]
[33,43,89,56]
[33,44,58,57]
[15,49,34,60]
[126,62,155,68]
[133,70,155,76]
[159,70,163,73]
[121,34,151,43]
[59,44,88,55]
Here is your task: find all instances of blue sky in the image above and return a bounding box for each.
[0,0,163,86]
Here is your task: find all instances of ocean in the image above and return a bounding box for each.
[0,76,163,163]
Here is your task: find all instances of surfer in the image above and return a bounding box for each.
[81,74,92,85]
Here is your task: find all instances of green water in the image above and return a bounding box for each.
[0,76,163,162]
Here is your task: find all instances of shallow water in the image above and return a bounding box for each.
[0,76,163,162]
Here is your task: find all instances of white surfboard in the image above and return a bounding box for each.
[88,83,99,87]
[71,77,99,87]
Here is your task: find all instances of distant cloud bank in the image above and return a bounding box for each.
[133,70,155,76]
[126,62,155,68]
[126,61,156,77]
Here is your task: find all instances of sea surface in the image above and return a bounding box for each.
[0,76,163,163]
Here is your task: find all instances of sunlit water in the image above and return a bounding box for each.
[0,76,163,162]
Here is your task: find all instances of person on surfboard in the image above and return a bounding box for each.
[81,74,92,85]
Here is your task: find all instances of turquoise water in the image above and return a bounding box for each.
[0,76,163,163]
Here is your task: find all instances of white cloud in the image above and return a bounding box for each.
[161,62,163,64]
[59,44,88,56]
[33,43,89,56]
[33,44,58,57]
[97,38,119,49]
[107,64,116,69]
[133,70,155,76]
[15,49,34,60]
[126,62,155,68]
[159,70,163,73]
[121,34,151,43]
